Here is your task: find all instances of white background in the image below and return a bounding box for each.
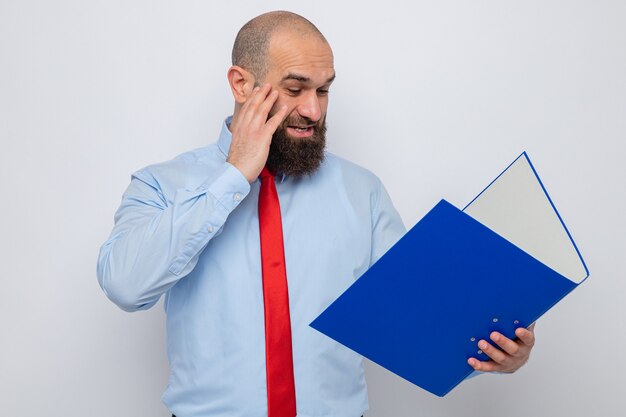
[1,1,624,416]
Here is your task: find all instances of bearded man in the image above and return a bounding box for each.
[97,10,535,417]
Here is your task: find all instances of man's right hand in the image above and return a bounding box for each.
[227,83,289,183]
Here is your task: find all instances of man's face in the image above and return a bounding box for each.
[260,31,335,176]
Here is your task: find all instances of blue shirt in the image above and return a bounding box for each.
[97,117,406,417]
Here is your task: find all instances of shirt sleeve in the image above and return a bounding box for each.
[97,161,250,312]
[370,178,407,267]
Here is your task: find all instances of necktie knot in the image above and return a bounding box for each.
[260,166,275,180]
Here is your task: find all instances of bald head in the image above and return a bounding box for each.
[232,11,328,82]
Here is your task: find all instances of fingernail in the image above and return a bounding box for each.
[479,341,487,349]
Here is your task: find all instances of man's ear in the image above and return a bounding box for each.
[227,66,256,104]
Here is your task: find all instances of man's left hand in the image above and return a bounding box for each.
[467,323,536,373]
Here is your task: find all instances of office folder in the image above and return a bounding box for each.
[310,152,589,397]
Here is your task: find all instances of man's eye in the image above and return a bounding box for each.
[287,89,301,94]
[317,89,329,95]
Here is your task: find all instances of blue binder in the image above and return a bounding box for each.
[310,152,589,397]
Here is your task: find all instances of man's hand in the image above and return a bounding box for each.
[467,323,536,373]
[227,83,289,182]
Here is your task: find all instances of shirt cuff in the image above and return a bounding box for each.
[203,161,251,212]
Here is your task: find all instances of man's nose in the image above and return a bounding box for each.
[296,91,322,122]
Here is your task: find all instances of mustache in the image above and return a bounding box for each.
[267,112,320,129]
[282,114,324,129]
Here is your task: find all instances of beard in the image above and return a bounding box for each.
[265,114,327,178]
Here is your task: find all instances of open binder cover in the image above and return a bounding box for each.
[310,152,589,397]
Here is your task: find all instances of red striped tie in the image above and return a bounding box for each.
[258,167,297,417]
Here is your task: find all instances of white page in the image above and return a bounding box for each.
[463,153,588,284]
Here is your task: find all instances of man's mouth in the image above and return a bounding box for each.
[286,125,315,137]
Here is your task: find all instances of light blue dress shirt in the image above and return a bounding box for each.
[97,117,406,417]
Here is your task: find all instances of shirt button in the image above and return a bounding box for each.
[207,225,214,233]
[234,193,243,202]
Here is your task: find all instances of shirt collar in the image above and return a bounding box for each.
[217,116,287,183]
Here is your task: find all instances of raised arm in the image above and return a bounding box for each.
[97,84,289,312]
[96,162,249,312]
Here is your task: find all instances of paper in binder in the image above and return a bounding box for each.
[309,152,589,397]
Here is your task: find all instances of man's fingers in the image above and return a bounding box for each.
[257,90,280,123]
[489,331,522,356]
[477,339,508,364]
[241,84,286,133]
[240,85,261,110]
[468,324,536,373]
[265,104,290,133]
[240,84,272,123]
[515,324,536,347]
[467,357,501,373]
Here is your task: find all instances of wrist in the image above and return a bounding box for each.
[226,157,256,183]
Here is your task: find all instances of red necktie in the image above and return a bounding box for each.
[258,167,297,417]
